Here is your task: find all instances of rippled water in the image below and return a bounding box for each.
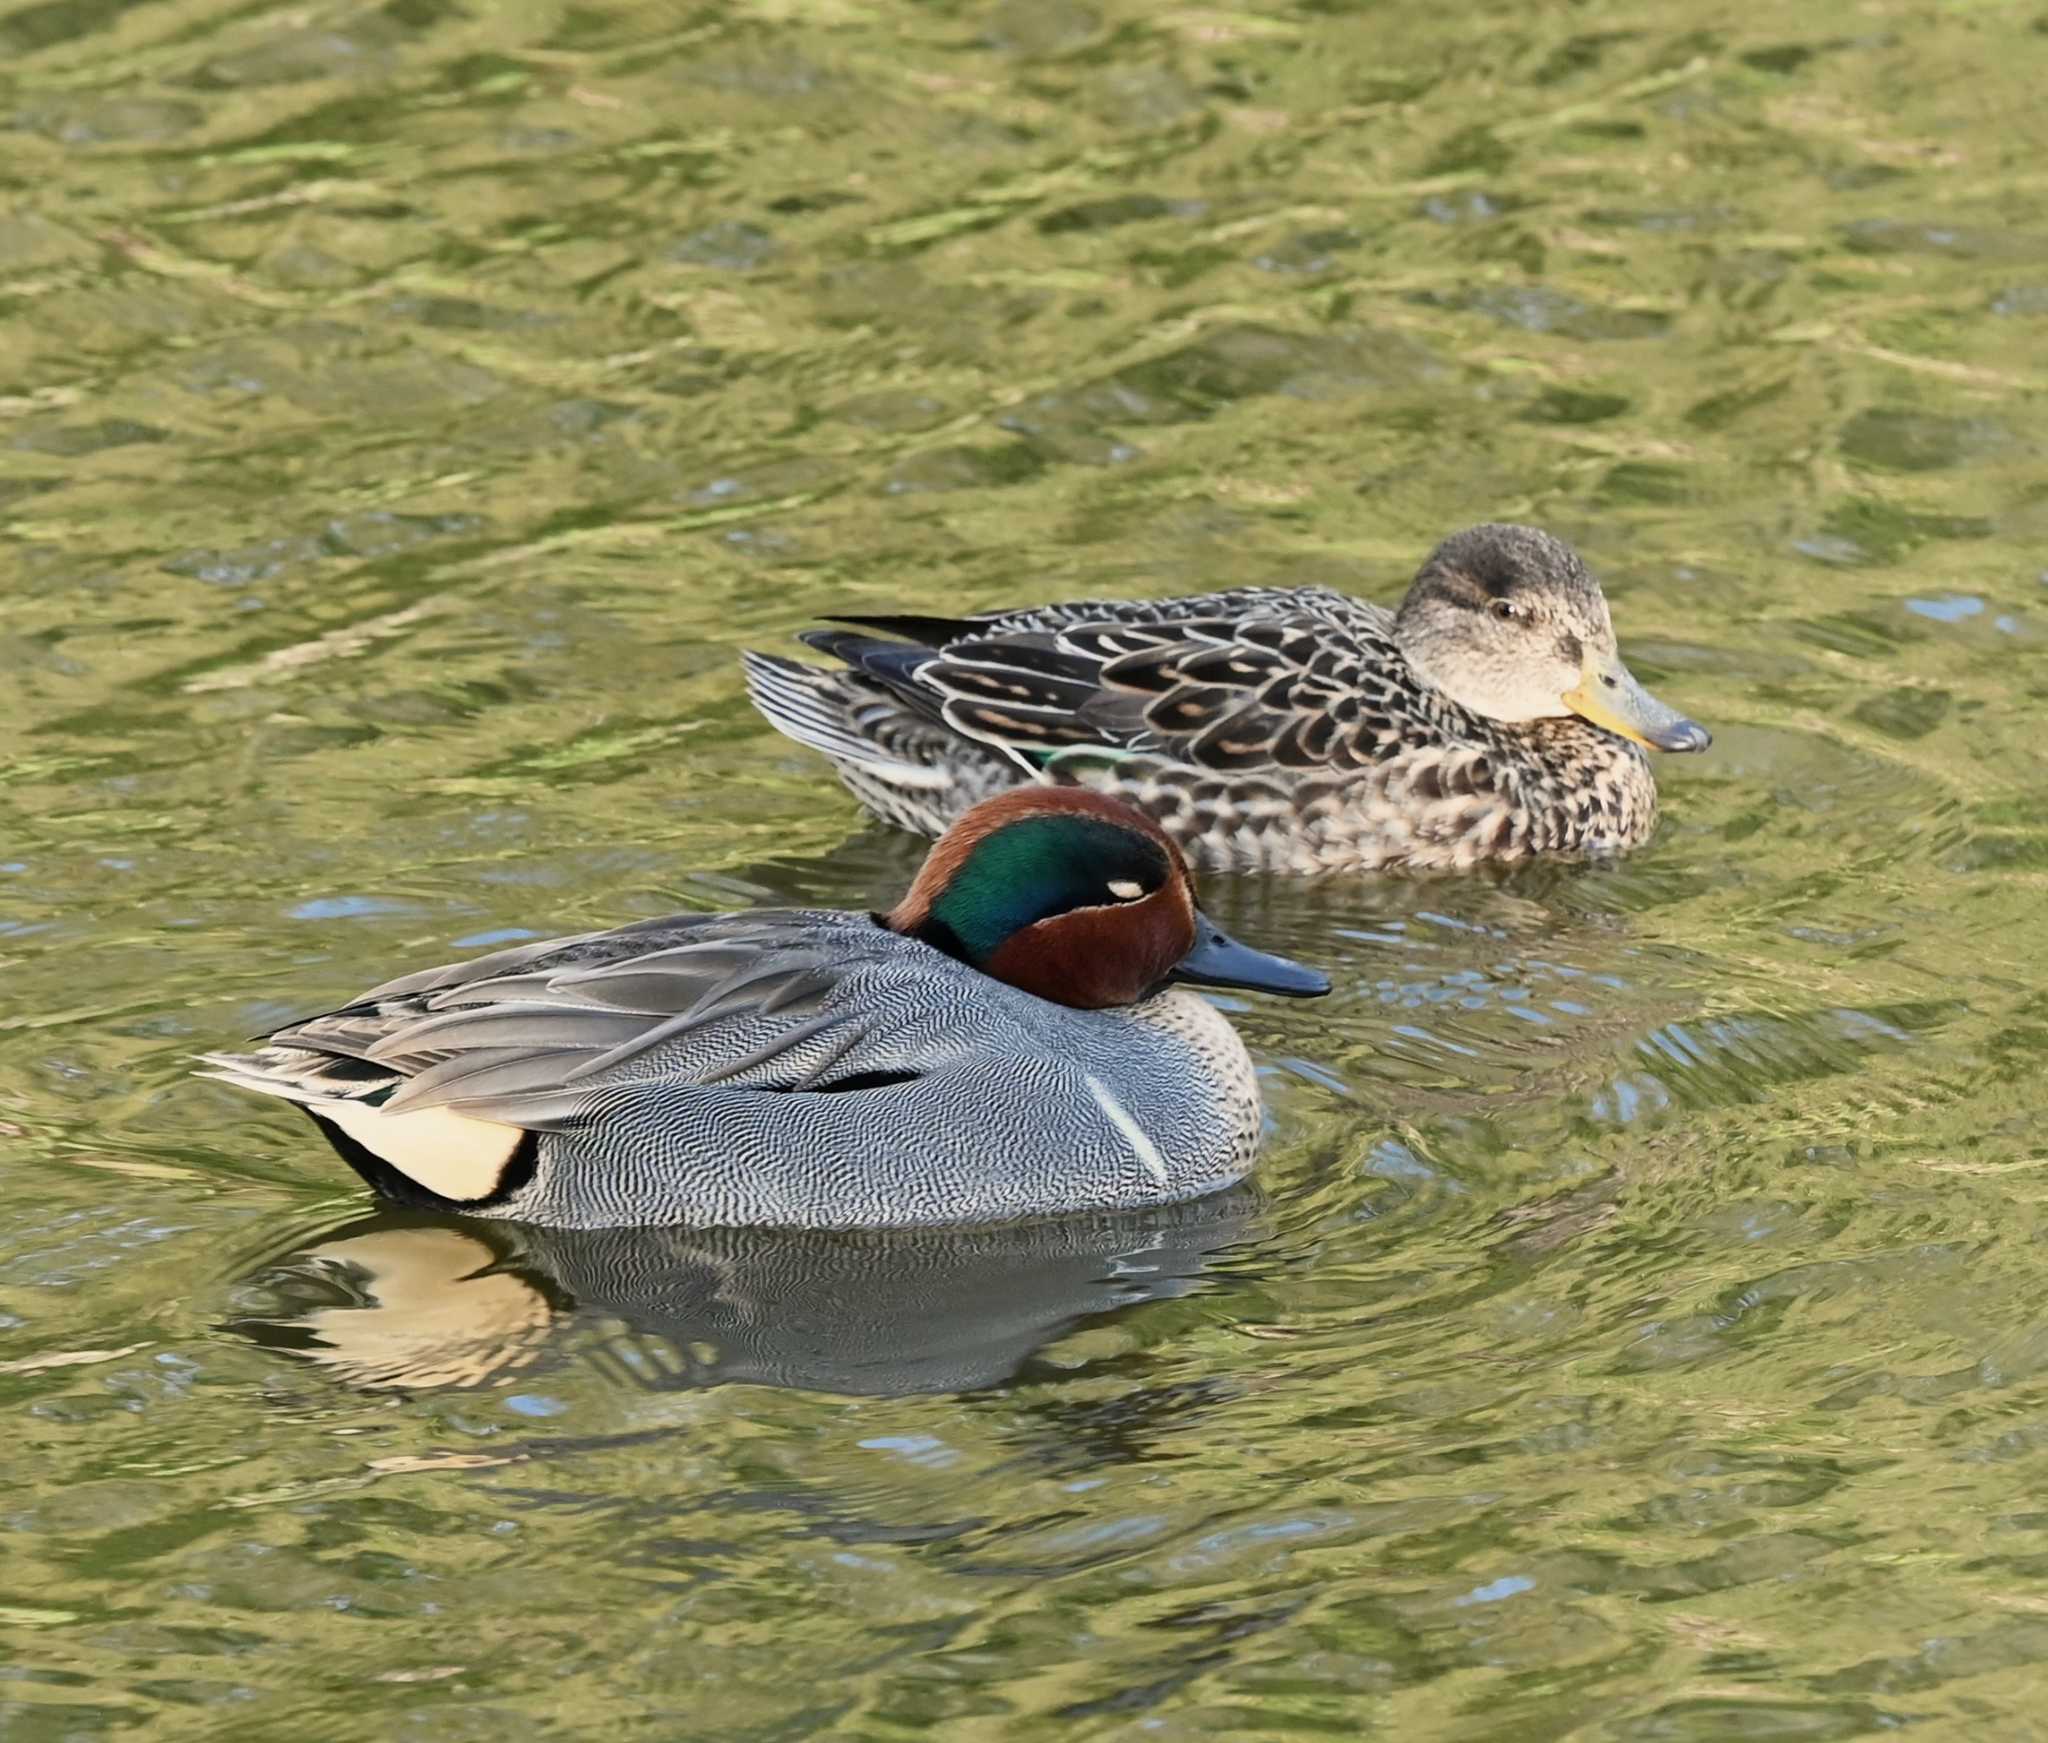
[5,0,2048,1733]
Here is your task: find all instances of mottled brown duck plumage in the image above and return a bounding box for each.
[742,523,1710,875]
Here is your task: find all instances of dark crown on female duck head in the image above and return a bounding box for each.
[1392,523,1711,754]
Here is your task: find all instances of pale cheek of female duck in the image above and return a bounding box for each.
[1407,607,1589,725]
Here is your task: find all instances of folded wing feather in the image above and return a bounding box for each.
[199,914,895,1203]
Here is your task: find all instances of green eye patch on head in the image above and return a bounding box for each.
[918,815,1170,964]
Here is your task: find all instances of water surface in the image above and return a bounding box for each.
[5,0,2048,1734]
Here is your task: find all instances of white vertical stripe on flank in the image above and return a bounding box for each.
[1083,1074,1167,1185]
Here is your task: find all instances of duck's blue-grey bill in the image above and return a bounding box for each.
[1562,658,1711,754]
[1172,915,1331,999]
[1656,718,1712,753]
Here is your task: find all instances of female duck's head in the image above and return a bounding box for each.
[1393,523,1711,754]
[888,789,1330,1010]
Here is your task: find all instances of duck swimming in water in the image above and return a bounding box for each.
[743,523,1710,874]
[200,790,1327,1230]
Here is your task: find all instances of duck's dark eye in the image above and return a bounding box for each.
[1488,597,1523,623]
[1106,878,1147,902]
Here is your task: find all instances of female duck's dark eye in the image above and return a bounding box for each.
[1488,597,1523,623]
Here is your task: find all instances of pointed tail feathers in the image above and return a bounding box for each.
[195,1045,388,1109]
[739,650,927,775]
[740,650,1022,835]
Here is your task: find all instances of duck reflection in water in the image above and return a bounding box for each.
[228,1190,1261,1399]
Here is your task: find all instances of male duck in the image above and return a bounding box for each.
[743,523,1710,875]
[201,790,1328,1230]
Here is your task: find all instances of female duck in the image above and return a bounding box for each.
[202,791,1327,1230]
[743,523,1710,874]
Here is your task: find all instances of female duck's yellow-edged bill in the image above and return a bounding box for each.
[200,790,1328,1230]
[742,523,1711,875]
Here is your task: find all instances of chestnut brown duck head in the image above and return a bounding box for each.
[887,787,1329,1009]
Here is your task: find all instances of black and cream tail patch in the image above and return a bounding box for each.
[309,1103,534,1207]
[199,1050,535,1209]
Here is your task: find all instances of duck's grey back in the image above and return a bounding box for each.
[207,913,1269,1228]
[208,909,1267,1229]
[498,922,1263,1229]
